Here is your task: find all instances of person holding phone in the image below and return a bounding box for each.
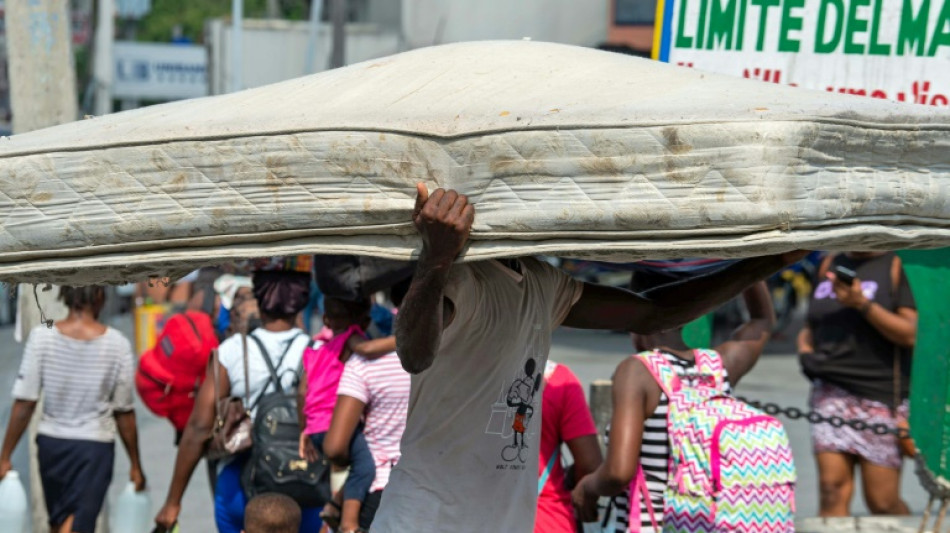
[798,252,917,517]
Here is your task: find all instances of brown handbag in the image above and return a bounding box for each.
[206,334,254,461]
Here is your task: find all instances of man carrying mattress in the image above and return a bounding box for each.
[372,184,807,532]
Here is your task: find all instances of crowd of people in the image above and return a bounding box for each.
[0,184,920,533]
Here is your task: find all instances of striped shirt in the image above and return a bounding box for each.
[12,325,135,442]
[608,350,732,533]
[337,351,410,492]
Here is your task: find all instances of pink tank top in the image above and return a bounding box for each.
[302,325,363,434]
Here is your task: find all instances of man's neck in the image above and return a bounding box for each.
[498,258,522,275]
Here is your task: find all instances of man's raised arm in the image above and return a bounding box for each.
[563,253,807,334]
[395,184,475,374]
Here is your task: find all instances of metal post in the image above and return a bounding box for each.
[231,0,243,92]
[330,0,346,68]
[266,0,280,18]
[304,0,325,74]
[6,1,78,529]
[589,380,613,453]
[93,0,114,115]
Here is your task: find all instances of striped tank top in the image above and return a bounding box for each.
[607,350,731,533]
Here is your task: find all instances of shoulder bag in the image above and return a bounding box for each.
[206,333,254,460]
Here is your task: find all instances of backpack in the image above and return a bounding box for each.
[241,333,331,508]
[135,312,219,432]
[634,349,796,533]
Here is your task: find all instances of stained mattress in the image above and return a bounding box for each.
[1,40,949,284]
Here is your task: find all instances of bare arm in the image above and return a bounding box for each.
[347,335,397,358]
[563,253,806,334]
[797,326,814,354]
[395,184,474,374]
[573,358,660,522]
[115,410,146,491]
[565,434,602,488]
[829,273,917,348]
[297,370,320,462]
[716,281,775,385]
[0,400,36,479]
[323,395,366,466]
[155,359,229,529]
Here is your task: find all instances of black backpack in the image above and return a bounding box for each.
[241,333,331,508]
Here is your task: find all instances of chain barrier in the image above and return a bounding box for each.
[736,396,912,440]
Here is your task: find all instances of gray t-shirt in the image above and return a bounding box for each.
[13,325,135,442]
[373,258,583,532]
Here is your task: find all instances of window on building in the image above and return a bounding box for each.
[614,0,657,25]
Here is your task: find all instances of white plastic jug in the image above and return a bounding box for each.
[0,471,28,533]
[111,482,152,533]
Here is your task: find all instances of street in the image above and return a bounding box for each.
[0,314,929,531]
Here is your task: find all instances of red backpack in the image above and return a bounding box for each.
[136,311,219,432]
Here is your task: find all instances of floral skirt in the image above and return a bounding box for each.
[809,380,909,469]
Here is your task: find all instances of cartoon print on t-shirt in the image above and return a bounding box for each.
[500,358,542,463]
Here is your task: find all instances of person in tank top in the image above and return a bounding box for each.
[572,270,775,533]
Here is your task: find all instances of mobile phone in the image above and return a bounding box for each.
[833,265,857,285]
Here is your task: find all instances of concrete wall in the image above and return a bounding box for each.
[206,0,611,95]
[400,0,609,49]
[206,18,401,94]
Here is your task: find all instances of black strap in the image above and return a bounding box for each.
[249,332,304,400]
[181,312,201,341]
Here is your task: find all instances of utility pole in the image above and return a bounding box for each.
[231,0,243,92]
[266,0,281,18]
[330,0,345,68]
[6,0,82,529]
[93,0,115,115]
[304,0,325,74]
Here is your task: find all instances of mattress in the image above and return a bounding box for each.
[1,40,948,284]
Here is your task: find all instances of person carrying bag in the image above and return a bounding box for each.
[155,269,324,533]
[242,332,331,508]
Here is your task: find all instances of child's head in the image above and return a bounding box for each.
[322,296,372,334]
[629,270,687,351]
[59,286,106,318]
[242,493,301,533]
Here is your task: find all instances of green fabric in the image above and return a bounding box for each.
[898,249,950,482]
[682,314,712,348]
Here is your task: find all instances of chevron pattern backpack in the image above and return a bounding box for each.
[634,349,796,532]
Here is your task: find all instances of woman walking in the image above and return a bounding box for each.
[0,286,146,533]
[154,269,321,533]
[799,251,917,516]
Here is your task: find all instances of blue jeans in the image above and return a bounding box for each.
[309,429,376,503]
[214,457,322,533]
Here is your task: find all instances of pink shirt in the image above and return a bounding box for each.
[337,351,410,492]
[535,362,598,533]
[302,325,361,435]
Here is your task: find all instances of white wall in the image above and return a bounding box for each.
[206,0,610,95]
[401,0,609,49]
[206,18,401,94]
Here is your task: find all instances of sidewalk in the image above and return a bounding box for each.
[798,516,932,532]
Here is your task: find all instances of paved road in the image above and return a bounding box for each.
[0,315,929,531]
[548,327,929,520]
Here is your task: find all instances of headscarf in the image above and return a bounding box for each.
[252,270,311,317]
[213,274,253,310]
